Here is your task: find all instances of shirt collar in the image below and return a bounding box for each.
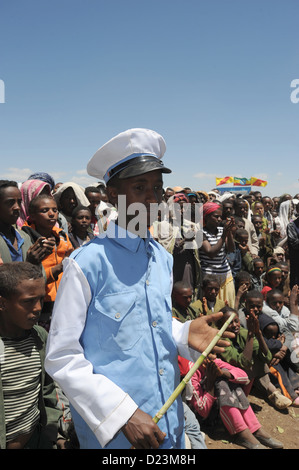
[106,221,152,253]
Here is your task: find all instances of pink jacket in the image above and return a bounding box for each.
[179,357,249,419]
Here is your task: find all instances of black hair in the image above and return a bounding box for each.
[216,305,238,328]
[266,288,284,303]
[85,186,101,196]
[245,289,263,301]
[233,198,246,207]
[202,274,220,288]
[173,281,192,291]
[235,228,248,238]
[0,180,19,198]
[28,194,56,215]
[234,216,245,225]
[71,205,92,219]
[253,257,264,265]
[0,262,43,298]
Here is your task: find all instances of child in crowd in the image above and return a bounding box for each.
[263,287,299,356]
[251,214,274,265]
[171,281,200,322]
[250,258,265,292]
[233,216,245,230]
[0,262,63,449]
[191,275,226,315]
[261,266,282,300]
[275,261,291,307]
[233,198,259,257]
[217,301,292,410]
[179,353,283,449]
[198,202,235,306]
[68,206,94,249]
[234,270,252,311]
[84,186,109,236]
[234,228,254,273]
[251,201,268,230]
[22,194,73,330]
[259,312,299,406]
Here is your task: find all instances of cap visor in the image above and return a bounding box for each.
[118,160,172,179]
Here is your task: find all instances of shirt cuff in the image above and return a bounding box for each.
[93,394,138,448]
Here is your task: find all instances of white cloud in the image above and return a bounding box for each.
[193,172,219,179]
[1,167,32,182]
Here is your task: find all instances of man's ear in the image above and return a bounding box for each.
[106,185,119,208]
[0,295,7,312]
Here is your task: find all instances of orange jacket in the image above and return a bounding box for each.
[22,223,73,302]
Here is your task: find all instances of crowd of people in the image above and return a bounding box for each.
[0,129,299,450]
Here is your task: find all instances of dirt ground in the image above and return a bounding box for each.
[200,388,299,450]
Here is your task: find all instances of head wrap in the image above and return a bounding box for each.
[267,266,282,276]
[203,202,220,218]
[53,182,90,221]
[28,172,55,191]
[17,179,51,227]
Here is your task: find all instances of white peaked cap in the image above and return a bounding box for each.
[87,128,171,183]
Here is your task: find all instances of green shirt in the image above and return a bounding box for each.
[172,305,200,323]
[218,326,272,372]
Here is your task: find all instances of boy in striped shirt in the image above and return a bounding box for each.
[0,262,62,449]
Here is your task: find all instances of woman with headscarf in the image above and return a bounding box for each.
[198,202,235,306]
[17,178,52,228]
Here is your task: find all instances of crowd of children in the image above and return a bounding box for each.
[0,172,299,449]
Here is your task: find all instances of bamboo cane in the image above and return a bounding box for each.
[152,311,236,424]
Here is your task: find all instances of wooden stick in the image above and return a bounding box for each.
[152,311,236,424]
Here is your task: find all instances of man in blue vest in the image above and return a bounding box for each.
[45,128,232,449]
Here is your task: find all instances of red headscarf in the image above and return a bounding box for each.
[202,202,221,225]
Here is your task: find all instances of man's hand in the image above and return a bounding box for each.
[122,409,166,449]
[188,312,235,354]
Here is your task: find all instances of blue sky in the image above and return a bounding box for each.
[0,0,298,197]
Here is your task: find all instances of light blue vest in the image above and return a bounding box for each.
[70,224,184,449]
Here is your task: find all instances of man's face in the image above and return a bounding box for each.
[252,216,263,231]
[262,198,272,212]
[279,266,289,282]
[253,261,264,277]
[108,170,164,229]
[234,201,247,218]
[59,187,77,216]
[245,296,263,316]
[0,278,45,337]
[0,186,22,226]
[223,203,233,217]
[173,287,193,309]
